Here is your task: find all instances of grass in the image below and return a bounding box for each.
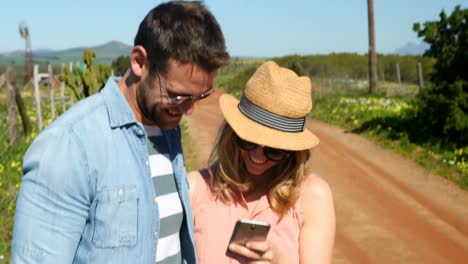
[210,60,468,190]
[180,120,198,171]
[0,86,71,262]
[0,112,36,262]
[0,88,200,261]
[0,86,201,261]
[1,60,466,261]
[311,93,467,189]
[214,59,263,99]
[211,59,467,190]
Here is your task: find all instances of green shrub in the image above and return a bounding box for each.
[414,5,468,146]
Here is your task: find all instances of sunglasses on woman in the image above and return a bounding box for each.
[234,134,292,162]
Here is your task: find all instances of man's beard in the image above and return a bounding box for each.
[136,81,161,126]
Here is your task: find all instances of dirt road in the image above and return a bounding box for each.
[183,91,468,264]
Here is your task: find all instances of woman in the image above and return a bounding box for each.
[189,61,335,263]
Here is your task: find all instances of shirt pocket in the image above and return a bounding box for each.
[92,186,139,248]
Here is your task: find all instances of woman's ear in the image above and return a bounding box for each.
[130,45,147,77]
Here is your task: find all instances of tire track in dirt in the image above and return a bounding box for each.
[183,91,468,263]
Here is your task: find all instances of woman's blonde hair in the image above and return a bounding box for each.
[207,122,312,217]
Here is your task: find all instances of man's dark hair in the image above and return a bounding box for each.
[134,1,229,74]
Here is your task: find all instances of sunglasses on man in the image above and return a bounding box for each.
[158,73,213,106]
[164,87,213,105]
[234,134,292,162]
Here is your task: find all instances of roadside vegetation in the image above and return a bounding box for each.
[213,6,468,188]
[180,120,197,171]
[216,62,467,188]
[0,101,57,261]
[0,4,466,262]
[312,94,467,187]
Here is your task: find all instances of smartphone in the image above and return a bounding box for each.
[226,219,271,252]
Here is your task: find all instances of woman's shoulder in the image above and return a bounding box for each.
[187,169,210,187]
[299,173,334,223]
[187,169,202,186]
[187,169,212,202]
[302,173,333,200]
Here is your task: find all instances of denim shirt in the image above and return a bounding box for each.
[11,79,196,263]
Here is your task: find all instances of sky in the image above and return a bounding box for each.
[1,0,466,57]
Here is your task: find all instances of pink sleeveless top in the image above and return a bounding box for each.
[191,172,303,264]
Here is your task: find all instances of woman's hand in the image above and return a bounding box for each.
[227,240,286,264]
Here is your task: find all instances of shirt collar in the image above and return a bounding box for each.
[101,78,138,128]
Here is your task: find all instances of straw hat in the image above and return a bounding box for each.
[220,60,319,151]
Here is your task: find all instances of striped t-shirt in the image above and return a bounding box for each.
[145,125,183,264]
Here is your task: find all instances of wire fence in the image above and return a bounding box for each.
[0,73,77,256]
[0,60,435,261]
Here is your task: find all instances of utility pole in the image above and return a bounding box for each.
[367,0,377,94]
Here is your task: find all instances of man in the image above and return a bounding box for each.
[11,1,229,263]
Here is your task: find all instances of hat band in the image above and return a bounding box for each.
[238,96,306,132]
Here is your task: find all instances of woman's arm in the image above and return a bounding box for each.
[299,174,336,264]
[187,170,200,203]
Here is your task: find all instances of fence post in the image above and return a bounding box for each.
[0,73,5,88]
[60,64,66,112]
[319,79,322,98]
[5,65,19,144]
[396,63,402,90]
[48,64,56,120]
[15,82,32,135]
[33,64,43,131]
[417,62,424,91]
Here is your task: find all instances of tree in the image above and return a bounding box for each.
[60,49,112,100]
[414,5,468,145]
[111,55,131,77]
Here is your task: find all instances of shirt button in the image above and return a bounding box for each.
[118,189,123,196]
[136,129,145,137]
[154,232,158,238]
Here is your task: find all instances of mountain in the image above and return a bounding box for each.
[0,41,132,67]
[393,42,429,55]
